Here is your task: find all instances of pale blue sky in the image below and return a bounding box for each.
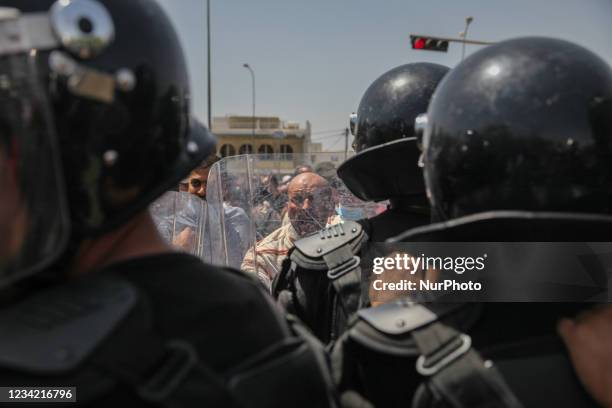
[157,0,612,150]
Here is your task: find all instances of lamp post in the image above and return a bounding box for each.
[460,16,474,61]
[207,0,212,130]
[243,63,256,152]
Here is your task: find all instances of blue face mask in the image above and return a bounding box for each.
[336,205,366,221]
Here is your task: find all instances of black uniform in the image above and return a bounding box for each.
[0,1,336,406]
[1,254,324,407]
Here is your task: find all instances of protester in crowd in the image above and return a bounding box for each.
[186,153,221,199]
[177,153,252,265]
[294,164,314,175]
[242,172,336,288]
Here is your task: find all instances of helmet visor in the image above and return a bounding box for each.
[349,112,358,136]
[0,12,69,287]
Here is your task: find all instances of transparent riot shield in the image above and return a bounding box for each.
[206,155,257,271]
[205,153,387,289]
[150,191,209,259]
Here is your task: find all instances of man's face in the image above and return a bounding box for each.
[287,173,335,236]
[187,166,211,199]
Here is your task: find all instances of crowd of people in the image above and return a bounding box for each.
[161,154,382,285]
[1,0,612,407]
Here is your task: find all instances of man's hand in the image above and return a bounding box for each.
[173,227,196,252]
[558,305,612,407]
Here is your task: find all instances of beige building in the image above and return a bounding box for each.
[212,115,312,159]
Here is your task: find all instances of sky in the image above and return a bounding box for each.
[157,0,612,150]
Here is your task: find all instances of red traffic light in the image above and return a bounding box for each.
[410,35,449,52]
[414,37,426,49]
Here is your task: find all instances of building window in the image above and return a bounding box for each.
[219,144,236,157]
[239,144,253,154]
[258,144,274,154]
[280,144,293,160]
[258,144,274,159]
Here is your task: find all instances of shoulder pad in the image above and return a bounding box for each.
[0,276,137,374]
[293,221,365,259]
[357,301,463,335]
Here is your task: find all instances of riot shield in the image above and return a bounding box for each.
[205,153,387,289]
[206,155,257,271]
[150,191,209,259]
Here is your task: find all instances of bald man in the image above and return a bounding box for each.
[294,164,314,176]
[241,172,336,289]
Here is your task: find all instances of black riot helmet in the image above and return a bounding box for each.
[0,0,215,286]
[338,63,449,202]
[423,37,612,220]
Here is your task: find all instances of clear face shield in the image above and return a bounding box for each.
[0,9,70,287]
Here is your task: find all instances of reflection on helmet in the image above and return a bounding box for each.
[349,112,358,137]
[351,62,450,152]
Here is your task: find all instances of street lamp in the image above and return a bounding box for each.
[207,0,212,130]
[243,63,256,152]
[460,16,474,60]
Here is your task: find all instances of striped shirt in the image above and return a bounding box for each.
[241,223,299,290]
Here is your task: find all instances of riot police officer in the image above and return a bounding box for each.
[272,63,449,344]
[332,37,612,408]
[342,62,449,238]
[0,1,336,406]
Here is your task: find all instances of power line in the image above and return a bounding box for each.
[311,132,345,141]
[310,128,345,135]
[328,135,345,150]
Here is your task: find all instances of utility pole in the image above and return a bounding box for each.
[243,64,256,152]
[460,16,474,61]
[207,0,212,130]
[344,127,349,160]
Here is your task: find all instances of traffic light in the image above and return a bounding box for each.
[410,35,449,52]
